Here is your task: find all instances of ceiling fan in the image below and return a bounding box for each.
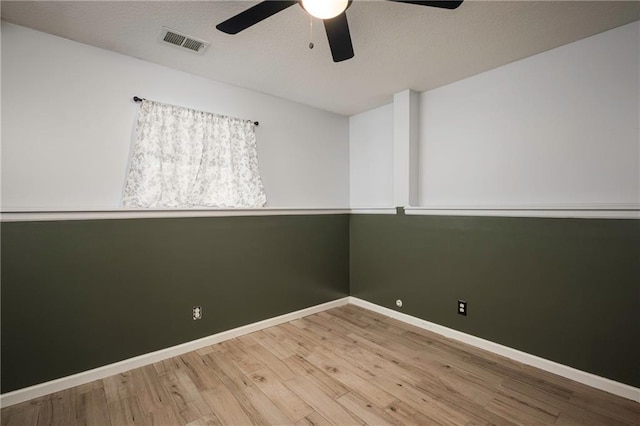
[216,0,463,62]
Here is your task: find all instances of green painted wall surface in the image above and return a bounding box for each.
[350,213,640,387]
[1,215,349,393]
[3,211,639,393]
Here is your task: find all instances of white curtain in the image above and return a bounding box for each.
[123,100,267,208]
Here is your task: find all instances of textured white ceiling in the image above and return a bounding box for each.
[2,1,639,115]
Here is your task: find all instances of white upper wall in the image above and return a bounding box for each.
[349,21,639,208]
[419,20,639,207]
[1,22,349,209]
[349,104,393,207]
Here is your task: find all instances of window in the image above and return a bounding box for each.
[123,100,266,208]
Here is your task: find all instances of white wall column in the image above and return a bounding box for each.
[393,89,420,207]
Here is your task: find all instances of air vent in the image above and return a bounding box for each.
[159,27,209,54]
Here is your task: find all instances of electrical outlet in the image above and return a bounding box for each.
[193,306,202,320]
[458,300,467,316]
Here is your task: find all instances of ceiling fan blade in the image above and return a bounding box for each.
[387,0,463,10]
[216,1,297,34]
[323,13,354,63]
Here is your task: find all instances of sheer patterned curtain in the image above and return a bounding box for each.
[123,100,266,208]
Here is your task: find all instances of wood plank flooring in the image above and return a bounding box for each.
[2,305,639,425]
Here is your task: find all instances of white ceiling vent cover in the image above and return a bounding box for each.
[159,27,209,54]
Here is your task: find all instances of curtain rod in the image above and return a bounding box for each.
[132,96,259,126]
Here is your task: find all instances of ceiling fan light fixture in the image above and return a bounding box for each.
[301,0,349,19]
[216,0,463,62]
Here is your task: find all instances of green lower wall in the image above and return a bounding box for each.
[1,215,350,393]
[350,212,640,388]
[2,212,639,393]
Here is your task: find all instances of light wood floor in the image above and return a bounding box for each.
[2,305,639,425]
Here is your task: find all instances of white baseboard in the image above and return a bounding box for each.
[0,297,350,408]
[3,295,638,408]
[349,297,640,403]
